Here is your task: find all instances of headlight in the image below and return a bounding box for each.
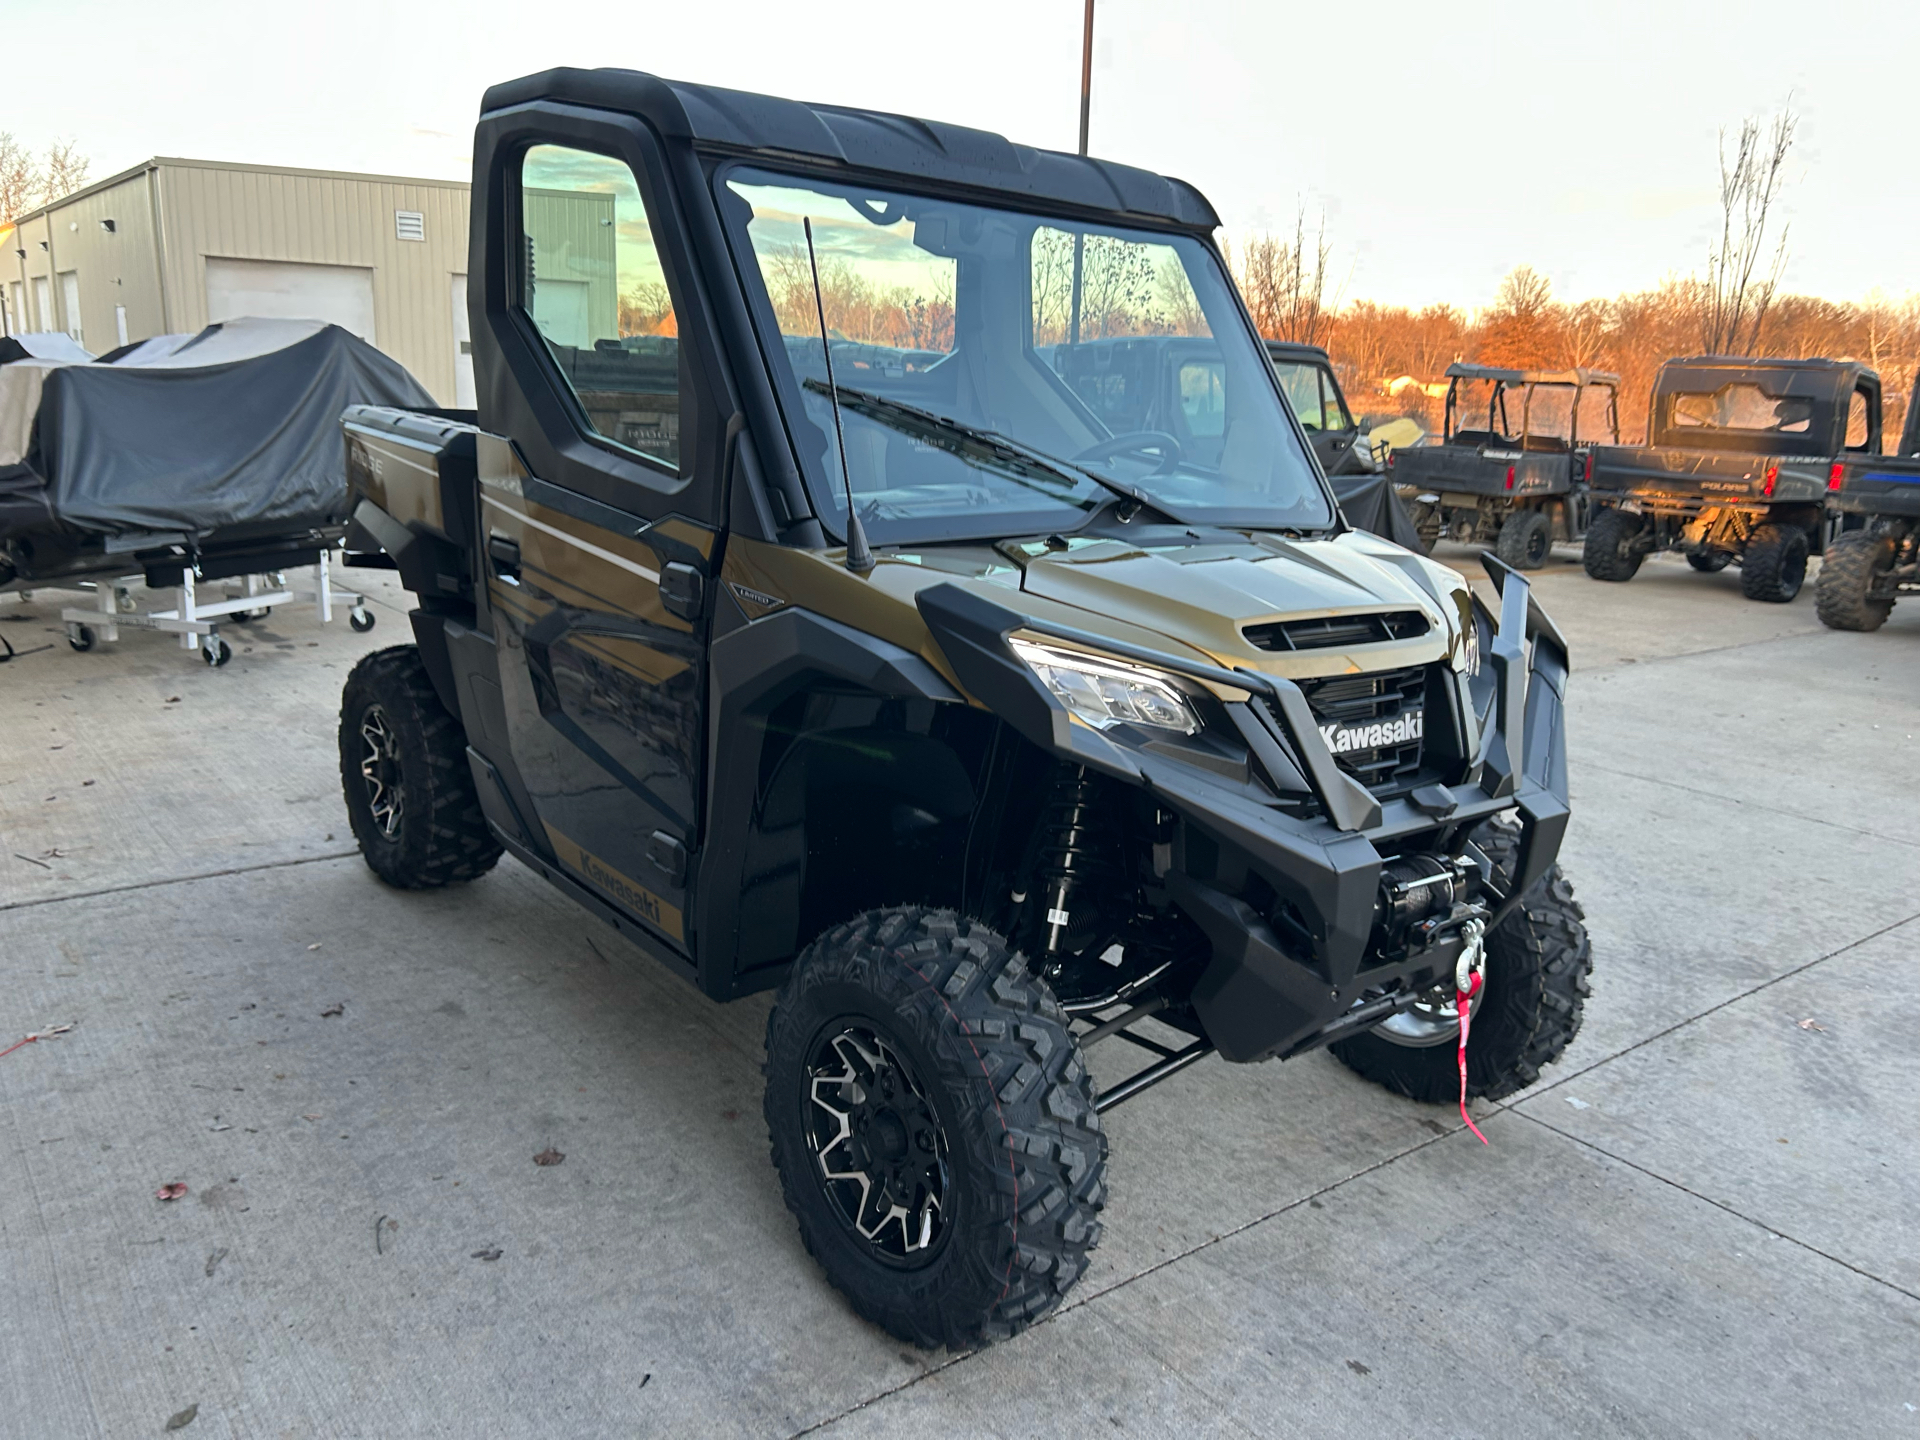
[1009,638,1201,735]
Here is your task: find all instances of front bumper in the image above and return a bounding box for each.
[917,557,1571,1063]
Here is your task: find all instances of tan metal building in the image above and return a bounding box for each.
[3,158,477,405]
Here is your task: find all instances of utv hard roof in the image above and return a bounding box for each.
[483,68,1220,230]
[1444,362,1619,387]
[1265,341,1334,364]
[1654,355,1878,403]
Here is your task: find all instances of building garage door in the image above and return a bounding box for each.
[204,257,376,342]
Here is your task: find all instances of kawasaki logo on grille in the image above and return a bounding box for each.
[1319,710,1423,755]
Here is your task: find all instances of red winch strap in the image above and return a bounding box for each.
[1456,971,1489,1145]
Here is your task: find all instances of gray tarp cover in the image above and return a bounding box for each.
[2,318,431,539]
[1329,471,1424,551]
[0,333,94,365]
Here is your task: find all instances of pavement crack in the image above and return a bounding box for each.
[1510,1107,1920,1304]
[1521,909,1920,1102]
[0,851,359,915]
[1576,760,1920,849]
[789,1122,1470,1436]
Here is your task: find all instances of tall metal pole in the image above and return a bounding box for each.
[1069,0,1094,346]
[1077,0,1095,157]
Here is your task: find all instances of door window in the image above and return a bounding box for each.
[516,144,680,471]
[1272,361,1325,430]
[1318,368,1352,431]
[1845,385,1871,450]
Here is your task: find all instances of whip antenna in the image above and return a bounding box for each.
[803,217,873,573]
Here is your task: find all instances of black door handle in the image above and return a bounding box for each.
[487,535,521,579]
[660,561,704,621]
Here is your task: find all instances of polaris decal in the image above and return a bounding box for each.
[1319,710,1423,754]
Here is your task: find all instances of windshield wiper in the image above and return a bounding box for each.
[801,379,1185,523]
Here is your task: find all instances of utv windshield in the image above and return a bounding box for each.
[718,167,1332,545]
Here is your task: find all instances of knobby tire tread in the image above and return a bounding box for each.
[1813,531,1894,631]
[764,908,1106,1350]
[339,645,502,889]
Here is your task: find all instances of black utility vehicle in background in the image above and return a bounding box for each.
[1265,340,1371,476]
[334,67,1589,1351]
[1389,364,1619,570]
[1816,374,1920,630]
[1583,356,1876,602]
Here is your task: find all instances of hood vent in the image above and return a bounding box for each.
[1243,610,1429,653]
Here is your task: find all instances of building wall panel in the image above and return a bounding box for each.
[8,170,164,349]
[155,161,471,401]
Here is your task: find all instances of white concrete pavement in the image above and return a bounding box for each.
[1,550,1915,1438]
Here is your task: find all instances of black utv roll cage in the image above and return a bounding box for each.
[1442,363,1621,449]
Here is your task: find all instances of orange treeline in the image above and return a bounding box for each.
[1268,263,1920,444]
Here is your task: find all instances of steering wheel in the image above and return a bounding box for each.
[1072,431,1184,475]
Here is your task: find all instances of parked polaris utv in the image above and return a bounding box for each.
[335,67,1591,1350]
[1583,356,1875,601]
[1815,374,1920,630]
[1390,364,1619,570]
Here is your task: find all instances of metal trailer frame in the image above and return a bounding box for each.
[60,549,374,666]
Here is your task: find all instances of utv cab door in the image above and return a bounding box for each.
[474,116,721,956]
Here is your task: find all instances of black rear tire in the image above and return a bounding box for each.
[1814,530,1895,631]
[1329,821,1592,1104]
[1740,524,1810,602]
[765,908,1105,1350]
[1582,507,1644,581]
[1685,550,1732,573]
[1495,508,1554,570]
[339,645,502,888]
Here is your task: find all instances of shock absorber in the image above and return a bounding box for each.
[1026,765,1117,964]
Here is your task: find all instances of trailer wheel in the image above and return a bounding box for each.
[764,907,1105,1350]
[349,607,376,633]
[67,624,94,653]
[1739,524,1810,602]
[1329,819,1591,1105]
[339,645,502,888]
[1581,507,1644,581]
[1495,509,1554,570]
[1814,530,1895,631]
[201,638,233,668]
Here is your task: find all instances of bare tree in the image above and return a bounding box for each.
[0,132,38,223]
[41,140,90,205]
[1701,106,1796,355]
[1235,204,1332,346]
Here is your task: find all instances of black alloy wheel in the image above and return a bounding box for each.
[803,1023,951,1263]
[358,704,405,840]
[1496,509,1554,570]
[338,645,502,888]
[765,908,1105,1349]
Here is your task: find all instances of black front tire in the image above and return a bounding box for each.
[1582,507,1644,581]
[338,645,502,889]
[765,908,1106,1350]
[1496,508,1554,570]
[1329,822,1592,1104]
[1814,531,1895,631]
[1740,524,1810,602]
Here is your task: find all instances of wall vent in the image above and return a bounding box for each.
[395,210,425,242]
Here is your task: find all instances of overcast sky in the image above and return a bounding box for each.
[13,0,1914,310]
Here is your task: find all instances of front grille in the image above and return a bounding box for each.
[1298,665,1428,792]
[1244,610,1429,653]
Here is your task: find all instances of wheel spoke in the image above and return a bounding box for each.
[803,1023,950,1264]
